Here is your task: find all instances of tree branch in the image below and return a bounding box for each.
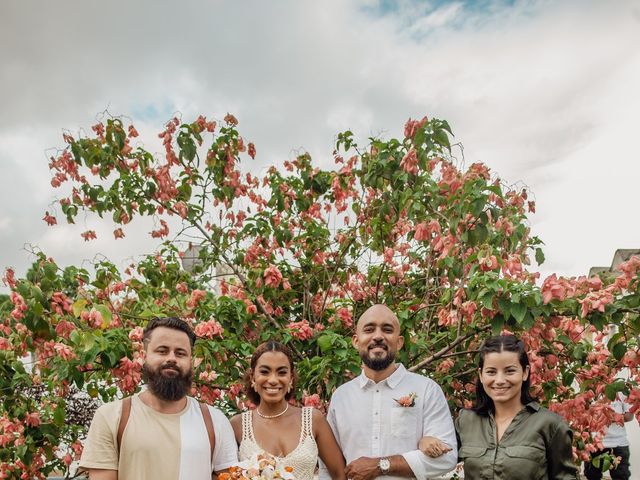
[408,325,490,372]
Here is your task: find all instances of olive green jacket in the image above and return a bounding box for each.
[455,402,577,480]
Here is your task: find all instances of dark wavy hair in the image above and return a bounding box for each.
[143,317,196,348]
[473,335,536,416]
[244,341,297,405]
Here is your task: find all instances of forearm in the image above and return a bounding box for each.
[386,455,414,477]
[402,448,458,479]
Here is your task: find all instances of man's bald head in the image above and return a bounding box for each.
[353,304,403,373]
[356,304,400,332]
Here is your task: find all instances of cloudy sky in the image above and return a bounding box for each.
[1,0,639,289]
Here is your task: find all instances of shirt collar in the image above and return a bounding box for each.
[357,363,407,389]
[525,401,540,412]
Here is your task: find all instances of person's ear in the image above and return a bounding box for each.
[523,365,530,382]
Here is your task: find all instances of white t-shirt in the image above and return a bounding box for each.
[80,394,238,479]
[603,397,631,448]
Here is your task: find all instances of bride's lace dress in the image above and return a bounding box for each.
[239,407,318,480]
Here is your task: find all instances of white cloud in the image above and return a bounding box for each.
[0,0,638,286]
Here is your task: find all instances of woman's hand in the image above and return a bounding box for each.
[418,436,452,458]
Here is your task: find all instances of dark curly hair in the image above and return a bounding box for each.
[244,340,297,405]
[143,317,196,348]
[473,335,536,416]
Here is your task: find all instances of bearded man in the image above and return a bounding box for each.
[80,317,238,479]
[320,305,457,480]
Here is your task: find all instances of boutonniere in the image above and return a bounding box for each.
[394,392,417,407]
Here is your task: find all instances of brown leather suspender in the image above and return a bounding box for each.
[116,396,132,454]
[199,401,216,462]
[116,397,216,462]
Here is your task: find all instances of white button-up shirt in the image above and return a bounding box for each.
[320,364,457,480]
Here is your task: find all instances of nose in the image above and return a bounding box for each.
[494,372,507,384]
[164,351,179,364]
[372,327,384,340]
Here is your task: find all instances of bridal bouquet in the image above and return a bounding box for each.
[219,453,295,480]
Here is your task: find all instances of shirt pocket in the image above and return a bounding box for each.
[459,446,489,479]
[390,407,418,438]
[503,445,546,480]
[459,445,488,459]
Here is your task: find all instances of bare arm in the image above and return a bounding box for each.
[229,414,243,445]
[313,409,347,480]
[87,469,118,480]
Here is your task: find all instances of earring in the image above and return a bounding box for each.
[287,384,292,393]
[251,381,256,389]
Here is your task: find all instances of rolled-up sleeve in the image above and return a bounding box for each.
[547,422,577,480]
[402,383,458,479]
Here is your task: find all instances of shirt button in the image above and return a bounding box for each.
[376,389,379,392]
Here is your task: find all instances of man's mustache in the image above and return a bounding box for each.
[161,363,181,372]
[368,341,388,351]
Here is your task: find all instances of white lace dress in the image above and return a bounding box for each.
[239,407,319,480]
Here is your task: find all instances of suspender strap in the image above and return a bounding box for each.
[199,402,216,463]
[116,396,132,455]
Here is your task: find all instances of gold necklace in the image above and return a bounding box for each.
[256,403,289,419]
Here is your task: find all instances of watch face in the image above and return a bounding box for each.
[379,458,391,472]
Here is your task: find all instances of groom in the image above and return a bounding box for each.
[321,304,457,479]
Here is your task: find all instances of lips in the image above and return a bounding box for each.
[161,365,180,374]
[490,387,510,393]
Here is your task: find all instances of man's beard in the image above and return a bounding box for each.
[142,363,193,401]
[360,342,396,371]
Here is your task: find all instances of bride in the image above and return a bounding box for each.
[230,341,346,480]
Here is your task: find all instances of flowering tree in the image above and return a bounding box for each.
[1,113,639,478]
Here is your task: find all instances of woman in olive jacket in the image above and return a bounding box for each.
[420,335,577,480]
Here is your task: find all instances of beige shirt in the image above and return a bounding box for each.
[80,394,238,480]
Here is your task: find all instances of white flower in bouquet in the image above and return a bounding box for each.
[219,452,295,480]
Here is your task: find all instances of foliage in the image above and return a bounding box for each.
[1,113,639,477]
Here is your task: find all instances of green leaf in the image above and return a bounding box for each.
[95,304,113,328]
[53,403,66,426]
[317,334,333,353]
[535,248,545,266]
[497,297,511,319]
[73,299,88,318]
[43,262,57,280]
[491,314,505,335]
[562,371,575,387]
[605,384,617,401]
[511,303,527,324]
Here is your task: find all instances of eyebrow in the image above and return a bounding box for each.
[362,320,396,328]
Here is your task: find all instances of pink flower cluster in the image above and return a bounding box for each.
[186,289,207,309]
[287,320,314,340]
[194,319,224,339]
[10,292,27,320]
[112,356,142,394]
